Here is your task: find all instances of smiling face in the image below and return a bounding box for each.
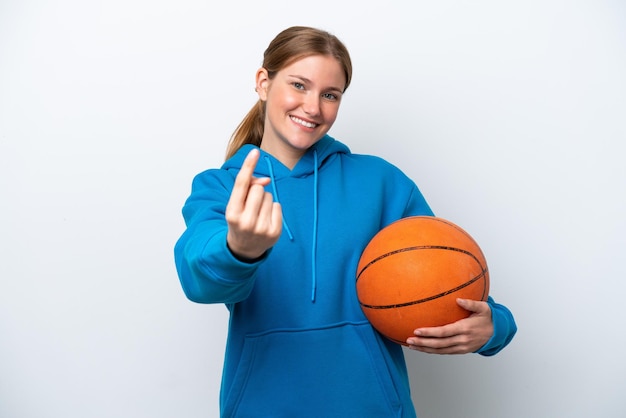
[255,54,346,169]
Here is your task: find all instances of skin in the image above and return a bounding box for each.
[225,54,494,354]
[406,298,494,354]
[225,148,282,261]
[255,54,345,170]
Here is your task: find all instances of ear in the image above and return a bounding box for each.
[255,67,270,101]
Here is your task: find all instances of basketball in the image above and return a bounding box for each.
[356,216,489,345]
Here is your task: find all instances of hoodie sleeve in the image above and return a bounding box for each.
[399,176,517,356]
[174,169,266,304]
[403,184,435,218]
[476,296,518,356]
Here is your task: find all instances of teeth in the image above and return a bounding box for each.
[291,116,317,128]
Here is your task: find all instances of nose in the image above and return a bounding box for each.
[302,93,321,117]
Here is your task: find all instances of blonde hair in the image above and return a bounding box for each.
[225,26,353,160]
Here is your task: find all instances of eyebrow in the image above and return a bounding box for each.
[287,74,344,93]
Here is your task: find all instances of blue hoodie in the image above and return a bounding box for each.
[174,135,516,417]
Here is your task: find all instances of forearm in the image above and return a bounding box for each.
[175,227,264,304]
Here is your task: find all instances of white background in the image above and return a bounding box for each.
[1,1,625,417]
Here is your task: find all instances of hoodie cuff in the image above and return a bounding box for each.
[200,230,269,283]
[475,296,518,356]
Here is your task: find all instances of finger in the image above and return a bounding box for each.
[229,149,261,212]
[256,198,282,241]
[270,202,283,236]
[241,178,271,217]
[412,322,458,339]
[406,330,467,350]
[456,298,481,312]
[251,177,271,187]
[255,191,277,230]
[406,342,461,354]
[239,184,268,226]
[456,298,490,315]
[406,334,456,351]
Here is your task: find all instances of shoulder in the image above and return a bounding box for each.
[341,153,413,181]
[190,167,235,191]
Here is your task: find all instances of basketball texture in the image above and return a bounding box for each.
[356,216,489,345]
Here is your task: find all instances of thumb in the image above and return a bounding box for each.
[456,298,488,314]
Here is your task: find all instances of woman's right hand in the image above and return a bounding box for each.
[225,149,283,260]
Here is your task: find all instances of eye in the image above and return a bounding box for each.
[292,82,305,90]
[322,92,340,101]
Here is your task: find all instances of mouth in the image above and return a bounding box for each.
[290,115,318,129]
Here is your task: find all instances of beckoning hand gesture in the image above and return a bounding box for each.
[225,149,283,260]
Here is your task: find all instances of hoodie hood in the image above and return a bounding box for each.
[222,134,350,302]
[222,134,350,179]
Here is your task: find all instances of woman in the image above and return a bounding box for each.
[174,26,516,417]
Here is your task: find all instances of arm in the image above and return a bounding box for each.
[174,149,282,304]
[399,176,516,355]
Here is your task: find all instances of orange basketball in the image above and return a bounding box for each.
[356,216,489,345]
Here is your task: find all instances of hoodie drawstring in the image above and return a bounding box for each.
[263,152,319,303]
[311,150,319,303]
[265,156,294,240]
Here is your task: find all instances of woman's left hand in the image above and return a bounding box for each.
[406,298,493,354]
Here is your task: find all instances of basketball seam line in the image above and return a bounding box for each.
[357,245,488,309]
[356,245,483,281]
[359,267,488,309]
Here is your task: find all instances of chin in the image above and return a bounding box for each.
[288,137,321,150]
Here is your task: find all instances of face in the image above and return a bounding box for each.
[255,54,346,169]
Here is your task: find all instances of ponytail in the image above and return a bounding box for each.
[225,100,265,160]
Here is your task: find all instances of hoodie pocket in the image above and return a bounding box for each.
[222,321,404,418]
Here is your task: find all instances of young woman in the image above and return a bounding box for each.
[174,26,516,417]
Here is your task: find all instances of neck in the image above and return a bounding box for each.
[260,143,305,170]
